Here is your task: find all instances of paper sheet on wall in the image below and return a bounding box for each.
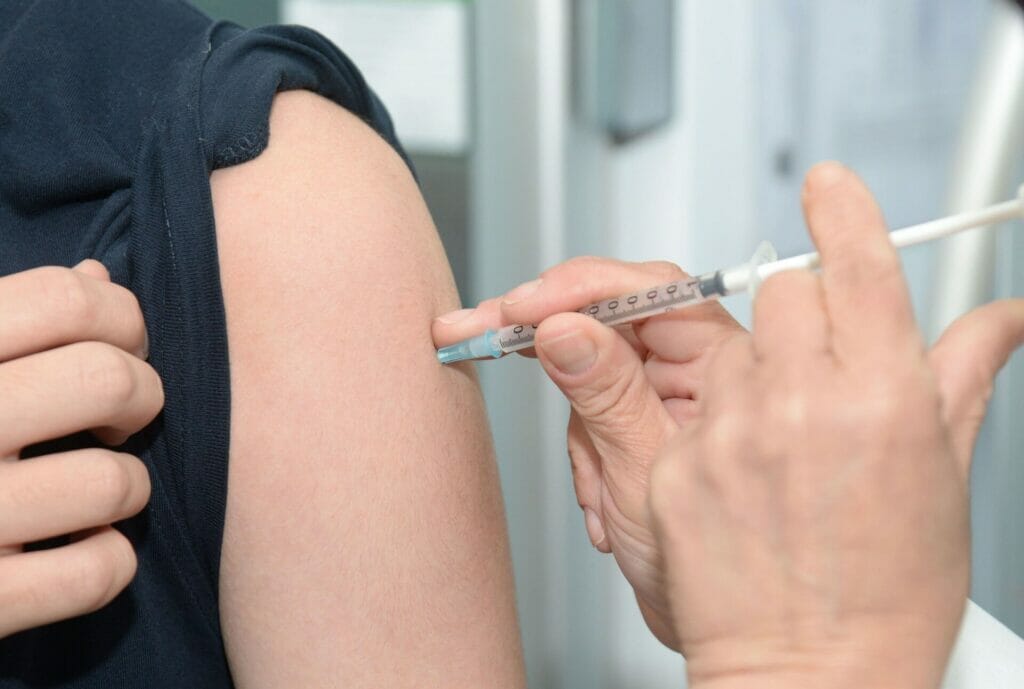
[282,0,470,154]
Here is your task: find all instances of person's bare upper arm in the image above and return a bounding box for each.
[211,90,525,687]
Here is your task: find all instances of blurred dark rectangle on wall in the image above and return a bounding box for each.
[410,153,471,303]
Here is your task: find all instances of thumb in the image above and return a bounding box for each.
[929,298,1024,472]
[72,259,110,282]
[535,313,677,487]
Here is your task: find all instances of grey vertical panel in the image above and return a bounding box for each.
[564,9,618,689]
[473,2,554,687]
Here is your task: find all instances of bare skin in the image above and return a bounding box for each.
[213,91,525,688]
[0,260,161,638]
[435,163,1024,686]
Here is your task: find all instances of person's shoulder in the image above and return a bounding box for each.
[0,0,214,97]
[196,22,408,174]
[0,0,214,58]
[210,88,437,317]
[0,0,215,165]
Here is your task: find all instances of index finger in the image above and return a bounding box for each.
[0,264,148,362]
[801,162,919,360]
[431,256,736,355]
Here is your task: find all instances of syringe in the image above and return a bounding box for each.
[437,187,1024,365]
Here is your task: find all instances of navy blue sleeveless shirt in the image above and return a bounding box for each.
[0,2,406,686]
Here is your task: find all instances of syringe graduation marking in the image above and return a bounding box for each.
[496,275,711,353]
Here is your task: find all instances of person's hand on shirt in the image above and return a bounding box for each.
[0,261,162,639]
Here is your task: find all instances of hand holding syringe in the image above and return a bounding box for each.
[431,165,1024,662]
[438,186,1024,364]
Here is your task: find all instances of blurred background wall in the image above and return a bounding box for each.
[192,1,1024,686]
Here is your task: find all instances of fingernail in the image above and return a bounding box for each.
[141,330,150,360]
[804,161,848,194]
[436,308,475,325]
[583,507,607,550]
[502,278,543,306]
[539,330,597,376]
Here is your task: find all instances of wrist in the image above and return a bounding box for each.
[689,667,940,689]
[683,622,954,689]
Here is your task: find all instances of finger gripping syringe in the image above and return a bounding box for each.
[437,187,1024,365]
